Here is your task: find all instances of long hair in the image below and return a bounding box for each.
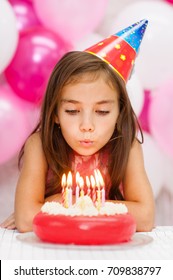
[18,51,143,199]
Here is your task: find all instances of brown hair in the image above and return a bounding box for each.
[19,51,143,200]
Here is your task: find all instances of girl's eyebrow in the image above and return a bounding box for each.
[96,100,116,105]
[61,99,80,104]
[61,99,116,104]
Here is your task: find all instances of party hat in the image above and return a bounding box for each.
[84,19,148,82]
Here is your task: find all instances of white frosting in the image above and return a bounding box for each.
[41,195,128,216]
[99,202,128,215]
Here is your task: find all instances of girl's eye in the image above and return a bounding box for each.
[65,109,79,115]
[96,110,110,115]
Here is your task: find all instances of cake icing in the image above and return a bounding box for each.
[41,195,128,217]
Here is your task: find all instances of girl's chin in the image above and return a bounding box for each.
[73,149,99,157]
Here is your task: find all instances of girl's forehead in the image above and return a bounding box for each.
[59,76,119,105]
[65,70,115,85]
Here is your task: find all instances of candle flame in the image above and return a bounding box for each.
[79,176,84,189]
[61,173,66,188]
[86,176,90,188]
[76,171,80,185]
[94,169,100,188]
[96,169,105,188]
[67,171,72,188]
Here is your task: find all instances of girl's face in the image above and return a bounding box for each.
[56,74,120,156]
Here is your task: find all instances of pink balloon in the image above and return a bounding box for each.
[5,27,71,103]
[9,0,40,32]
[138,90,151,134]
[24,0,33,3]
[0,84,31,164]
[165,0,173,4]
[33,0,108,43]
[149,78,173,159]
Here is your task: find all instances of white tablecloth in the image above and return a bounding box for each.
[0,226,173,260]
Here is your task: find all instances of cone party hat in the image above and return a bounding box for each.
[84,19,148,82]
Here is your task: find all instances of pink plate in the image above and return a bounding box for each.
[33,212,136,245]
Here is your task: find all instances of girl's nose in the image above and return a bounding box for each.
[79,115,95,132]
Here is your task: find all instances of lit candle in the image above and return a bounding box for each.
[86,176,91,197]
[101,187,105,207]
[94,169,100,189]
[75,171,80,202]
[90,175,96,204]
[79,176,84,197]
[64,187,69,208]
[67,171,73,207]
[94,169,101,209]
[96,189,101,211]
[96,169,105,207]
[61,173,66,206]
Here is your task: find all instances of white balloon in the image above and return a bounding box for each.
[142,132,165,198]
[0,1,19,73]
[97,0,138,36]
[74,33,104,51]
[109,0,173,89]
[126,74,144,116]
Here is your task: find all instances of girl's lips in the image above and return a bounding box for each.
[79,140,93,147]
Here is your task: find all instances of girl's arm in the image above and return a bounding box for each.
[14,133,61,233]
[117,140,155,232]
[0,213,16,230]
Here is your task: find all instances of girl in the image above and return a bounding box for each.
[1,51,155,232]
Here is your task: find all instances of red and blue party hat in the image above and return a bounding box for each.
[84,19,148,82]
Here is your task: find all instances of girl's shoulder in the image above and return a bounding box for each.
[24,132,42,152]
[130,138,143,155]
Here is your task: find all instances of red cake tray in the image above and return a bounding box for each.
[33,212,136,245]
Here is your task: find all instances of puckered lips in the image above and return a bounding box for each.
[79,139,94,147]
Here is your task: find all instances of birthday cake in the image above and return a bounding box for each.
[33,195,136,245]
